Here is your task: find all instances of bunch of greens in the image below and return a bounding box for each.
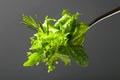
[21,9,89,73]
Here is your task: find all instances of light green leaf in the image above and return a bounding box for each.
[55,53,71,66]
[23,52,41,66]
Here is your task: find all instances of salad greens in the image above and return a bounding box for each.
[21,9,89,73]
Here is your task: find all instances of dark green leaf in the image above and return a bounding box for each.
[70,34,85,45]
[69,22,89,45]
[68,45,88,67]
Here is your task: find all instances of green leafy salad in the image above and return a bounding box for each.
[21,9,89,73]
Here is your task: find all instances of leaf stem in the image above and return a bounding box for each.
[89,7,120,28]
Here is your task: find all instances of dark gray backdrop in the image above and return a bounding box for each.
[0,0,120,80]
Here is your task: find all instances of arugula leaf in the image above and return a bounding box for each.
[21,9,89,73]
[21,14,38,30]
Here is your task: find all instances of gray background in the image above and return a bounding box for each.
[0,0,120,80]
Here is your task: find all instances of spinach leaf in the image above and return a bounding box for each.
[66,45,88,67]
